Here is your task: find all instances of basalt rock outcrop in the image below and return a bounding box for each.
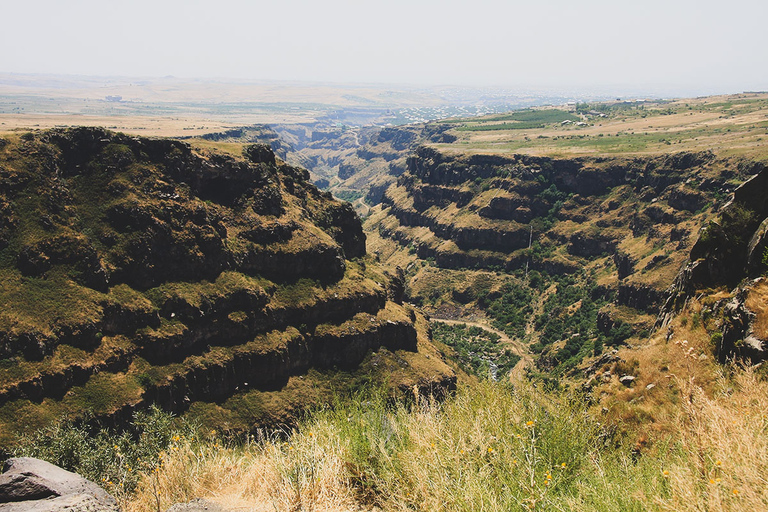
[656,161,768,362]
[365,146,753,369]
[0,128,455,447]
[374,147,739,283]
[0,457,118,511]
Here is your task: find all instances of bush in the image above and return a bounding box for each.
[14,406,195,494]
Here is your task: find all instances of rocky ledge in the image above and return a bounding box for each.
[0,457,118,512]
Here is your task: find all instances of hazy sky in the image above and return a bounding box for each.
[3,0,767,94]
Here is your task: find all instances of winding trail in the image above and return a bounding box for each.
[431,317,533,381]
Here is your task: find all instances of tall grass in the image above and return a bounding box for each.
[17,367,768,511]
[124,374,762,512]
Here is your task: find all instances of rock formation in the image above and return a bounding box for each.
[365,146,755,371]
[656,161,768,362]
[0,128,455,447]
[0,457,118,511]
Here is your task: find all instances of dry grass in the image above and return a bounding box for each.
[745,279,768,340]
[127,429,361,512]
[121,339,768,512]
[657,366,768,511]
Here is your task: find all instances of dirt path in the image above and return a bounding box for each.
[431,317,533,381]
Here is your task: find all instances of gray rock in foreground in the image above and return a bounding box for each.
[0,457,118,512]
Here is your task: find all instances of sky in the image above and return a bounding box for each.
[2,0,767,95]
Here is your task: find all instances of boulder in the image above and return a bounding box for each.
[717,278,768,363]
[619,375,636,386]
[0,494,109,512]
[0,458,117,511]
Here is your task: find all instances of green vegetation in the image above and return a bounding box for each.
[17,371,768,512]
[333,189,365,203]
[432,322,520,379]
[457,109,580,131]
[15,406,191,495]
[478,269,635,375]
[458,121,558,132]
[448,109,579,125]
[487,282,536,339]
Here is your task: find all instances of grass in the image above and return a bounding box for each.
[143,368,768,511]
[458,121,560,132]
[17,363,767,511]
[0,268,105,337]
[444,109,579,125]
[433,93,768,160]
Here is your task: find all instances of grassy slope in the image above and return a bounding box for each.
[0,129,454,447]
[28,367,761,512]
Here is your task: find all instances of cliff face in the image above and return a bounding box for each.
[656,161,768,362]
[0,128,455,446]
[377,147,740,292]
[366,146,755,372]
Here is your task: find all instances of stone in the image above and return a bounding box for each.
[613,251,636,280]
[619,375,636,386]
[0,494,108,512]
[0,458,117,511]
[747,217,768,274]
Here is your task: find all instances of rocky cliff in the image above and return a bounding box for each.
[266,123,454,210]
[656,160,768,362]
[0,128,455,447]
[365,146,755,372]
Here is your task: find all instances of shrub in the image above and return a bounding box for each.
[14,406,194,495]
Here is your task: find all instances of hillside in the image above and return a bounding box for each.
[6,96,768,511]
[363,146,762,376]
[0,127,455,448]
